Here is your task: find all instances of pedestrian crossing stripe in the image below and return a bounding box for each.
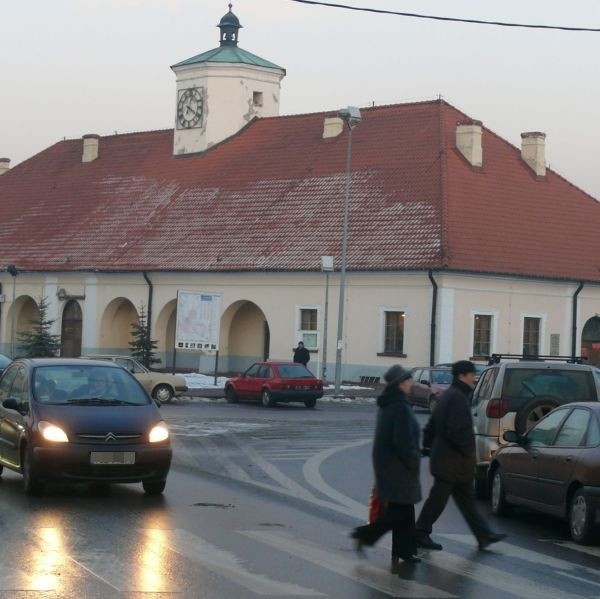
[7,527,599,597]
[242,529,456,598]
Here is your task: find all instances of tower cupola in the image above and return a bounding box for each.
[218,4,242,46]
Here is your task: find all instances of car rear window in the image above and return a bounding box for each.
[502,368,596,402]
[277,364,314,379]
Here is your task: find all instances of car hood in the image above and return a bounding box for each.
[35,403,161,434]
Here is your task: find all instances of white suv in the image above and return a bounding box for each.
[471,355,600,497]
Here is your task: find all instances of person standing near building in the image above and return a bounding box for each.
[416,360,506,551]
[293,341,310,366]
[351,364,422,570]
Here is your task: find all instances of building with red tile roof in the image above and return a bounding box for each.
[1,5,600,380]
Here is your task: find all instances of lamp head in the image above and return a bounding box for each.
[338,106,361,129]
[6,264,18,277]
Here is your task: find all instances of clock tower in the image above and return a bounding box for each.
[171,4,286,156]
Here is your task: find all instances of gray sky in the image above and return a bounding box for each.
[2,0,599,198]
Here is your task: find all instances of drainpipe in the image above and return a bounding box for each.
[428,270,438,366]
[572,281,584,359]
[142,272,153,368]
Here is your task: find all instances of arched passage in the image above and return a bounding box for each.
[7,295,38,357]
[220,300,269,374]
[99,298,139,352]
[155,299,177,367]
[61,299,82,357]
[582,316,600,366]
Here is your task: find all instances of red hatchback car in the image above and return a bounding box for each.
[224,362,324,408]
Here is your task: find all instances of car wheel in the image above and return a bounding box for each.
[475,465,490,500]
[261,389,275,407]
[428,395,438,414]
[491,467,511,516]
[153,384,174,404]
[570,488,597,544]
[304,398,317,409]
[515,396,560,434]
[143,480,166,495]
[225,387,238,404]
[22,446,44,496]
[0,465,3,476]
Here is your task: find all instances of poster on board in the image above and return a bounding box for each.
[175,291,222,350]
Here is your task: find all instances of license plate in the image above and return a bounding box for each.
[90,451,135,465]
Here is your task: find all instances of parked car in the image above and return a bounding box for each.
[0,358,172,495]
[489,402,600,544]
[224,361,323,408]
[471,355,600,498]
[409,366,452,412]
[82,354,188,403]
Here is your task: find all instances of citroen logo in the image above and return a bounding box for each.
[104,432,118,442]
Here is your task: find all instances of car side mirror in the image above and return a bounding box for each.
[503,430,520,443]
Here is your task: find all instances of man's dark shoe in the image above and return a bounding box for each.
[417,534,443,550]
[350,531,367,557]
[478,533,507,550]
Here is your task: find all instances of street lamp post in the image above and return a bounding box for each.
[334,106,361,395]
[7,264,18,358]
[320,255,333,383]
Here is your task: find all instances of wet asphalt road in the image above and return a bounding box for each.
[1,398,600,598]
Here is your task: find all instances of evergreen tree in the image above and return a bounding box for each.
[17,296,62,357]
[129,304,161,368]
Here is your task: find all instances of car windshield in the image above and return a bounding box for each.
[33,364,149,405]
[503,368,595,402]
[277,364,315,379]
[0,354,11,368]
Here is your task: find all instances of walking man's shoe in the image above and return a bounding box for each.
[478,533,507,550]
[417,534,443,550]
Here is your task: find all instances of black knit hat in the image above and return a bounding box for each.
[384,364,412,386]
[452,360,476,377]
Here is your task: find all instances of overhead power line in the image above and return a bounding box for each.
[287,0,600,32]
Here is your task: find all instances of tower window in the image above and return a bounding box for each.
[253,91,263,107]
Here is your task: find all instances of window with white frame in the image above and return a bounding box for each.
[297,307,318,349]
[473,314,492,357]
[523,317,541,357]
[383,310,405,354]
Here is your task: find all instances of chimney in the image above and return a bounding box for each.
[456,120,483,167]
[323,117,344,139]
[0,158,10,175]
[521,131,546,177]
[82,134,100,163]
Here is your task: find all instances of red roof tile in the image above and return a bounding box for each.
[0,100,598,281]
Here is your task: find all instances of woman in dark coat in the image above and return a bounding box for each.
[351,364,422,569]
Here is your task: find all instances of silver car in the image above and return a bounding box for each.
[82,355,188,403]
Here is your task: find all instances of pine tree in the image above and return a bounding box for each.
[129,304,161,368]
[17,296,62,357]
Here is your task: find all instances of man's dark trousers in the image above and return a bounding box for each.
[416,478,492,542]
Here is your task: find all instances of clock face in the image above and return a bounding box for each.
[177,87,203,129]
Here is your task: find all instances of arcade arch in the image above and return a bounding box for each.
[582,316,600,366]
[99,298,139,351]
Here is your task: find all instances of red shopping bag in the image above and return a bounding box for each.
[368,485,383,523]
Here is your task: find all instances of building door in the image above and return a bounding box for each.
[61,300,82,357]
[581,316,600,366]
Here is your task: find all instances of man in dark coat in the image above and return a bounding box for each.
[293,341,310,366]
[416,360,506,551]
[351,364,422,569]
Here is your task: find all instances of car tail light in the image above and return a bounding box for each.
[486,398,509,418]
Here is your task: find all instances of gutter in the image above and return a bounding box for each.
[428,270,438,366]
[572,281,584,358]
[142,271,153,367]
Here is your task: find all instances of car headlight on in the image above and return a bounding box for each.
[39,421,69,443]
[149,422,169,443]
